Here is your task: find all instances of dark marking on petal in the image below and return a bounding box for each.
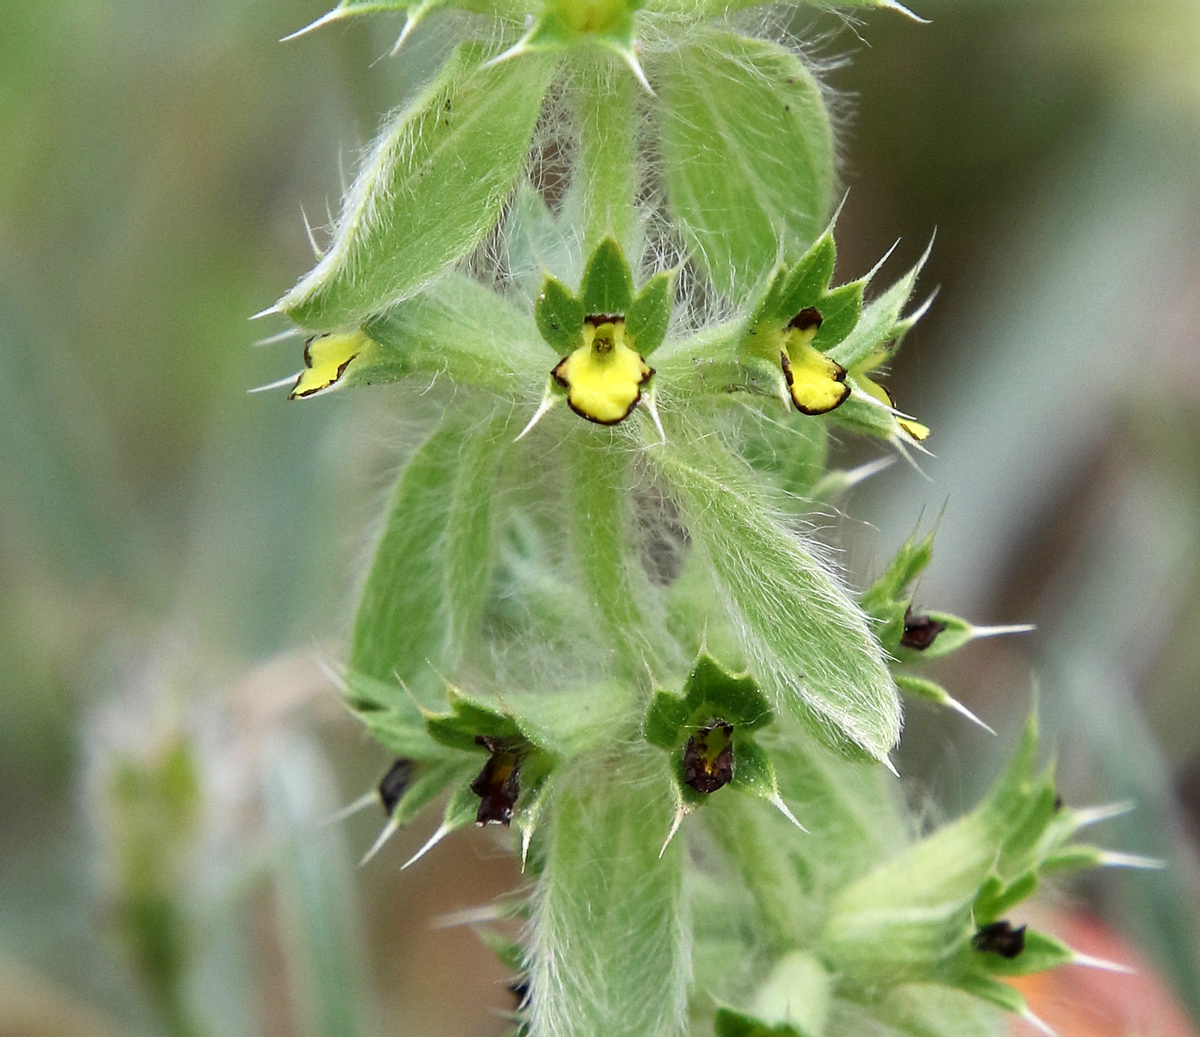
[378,758,416,816]
[972,920,1027,959]
[470,735,522,826]
[901,607,947,650]
[789,306,824,332]
[550,355,570,389]
[682,720,734,794]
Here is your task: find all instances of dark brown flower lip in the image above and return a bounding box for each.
[682,719,734,795]
[788,306,823,331]
[972,920,1027,959]
[900,607,947,650]
[378,758,417,816]
[470,735,523,826]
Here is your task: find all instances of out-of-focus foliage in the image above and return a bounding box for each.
[1,0,1198,1033]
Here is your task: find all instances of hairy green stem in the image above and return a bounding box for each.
[566,433,661,683]
[575,56,638,258]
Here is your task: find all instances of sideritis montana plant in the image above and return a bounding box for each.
[259,0,1150,1032]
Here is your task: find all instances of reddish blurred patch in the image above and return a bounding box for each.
[1009,911,1197,1036]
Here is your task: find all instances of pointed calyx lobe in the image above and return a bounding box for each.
[645,654,794,815]
[740,230,860,415]
[536,238,670,425]
[424,688,554,829]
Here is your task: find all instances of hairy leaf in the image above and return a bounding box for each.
[649,426,900,762]
[279,46,554,328]
[350,409,510,703]
[525,750,687,1037]
[656,30,834,297]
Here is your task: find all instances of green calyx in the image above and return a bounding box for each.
[646,654,804,828]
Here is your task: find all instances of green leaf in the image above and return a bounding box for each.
[743,951,829,1037]
[502,179,577,297]
[343,670,443,758]
[954,973,1026,1015]
[402,782,483,868]
[771,233,836,321]
[535,275,585,353]
[973,871,1038,926]
[645,690,693,749]
[818,714,1073,984]
[424,686,524,751]
[893,673,991,731]
[526,750,686,1037]
[714,1008,801,1037]
[627,271,673,355]
[827,392,910,443]
[579,237,635,315]
[565,434,665,679]
[366,273,550,396]
[727,736,777,800]
[350,409,511,704]
[390,758,475,826]
[506,682,641,759]
[860,530,935,616]
[739,408,830,502]
[649,427,900,762]
[657,30,835,296]
[279,45,555,329]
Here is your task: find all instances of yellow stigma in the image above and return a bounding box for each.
[551,317,652,425]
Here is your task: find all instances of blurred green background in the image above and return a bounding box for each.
[2,0,1198,1033]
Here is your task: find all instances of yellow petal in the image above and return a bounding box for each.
[290,330,367,399]
[856,374,931,442]
[781,334,849,416]
[898,416,931,442]
[551,319,652,425]
[857,373,892,409]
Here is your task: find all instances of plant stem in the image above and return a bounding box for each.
[575,54,638,258]
[566,432,661,684]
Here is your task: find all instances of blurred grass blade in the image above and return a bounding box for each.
[260,731,377,1037]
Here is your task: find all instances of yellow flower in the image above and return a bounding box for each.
[551,316,653,425]
[290,330,371,399]
[851,348,930,442]
[780,307,849,416]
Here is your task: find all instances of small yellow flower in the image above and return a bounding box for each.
[851,348,931,442]
[780,307,850,415]
[551,316,653,425]
[290,330,370,399]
